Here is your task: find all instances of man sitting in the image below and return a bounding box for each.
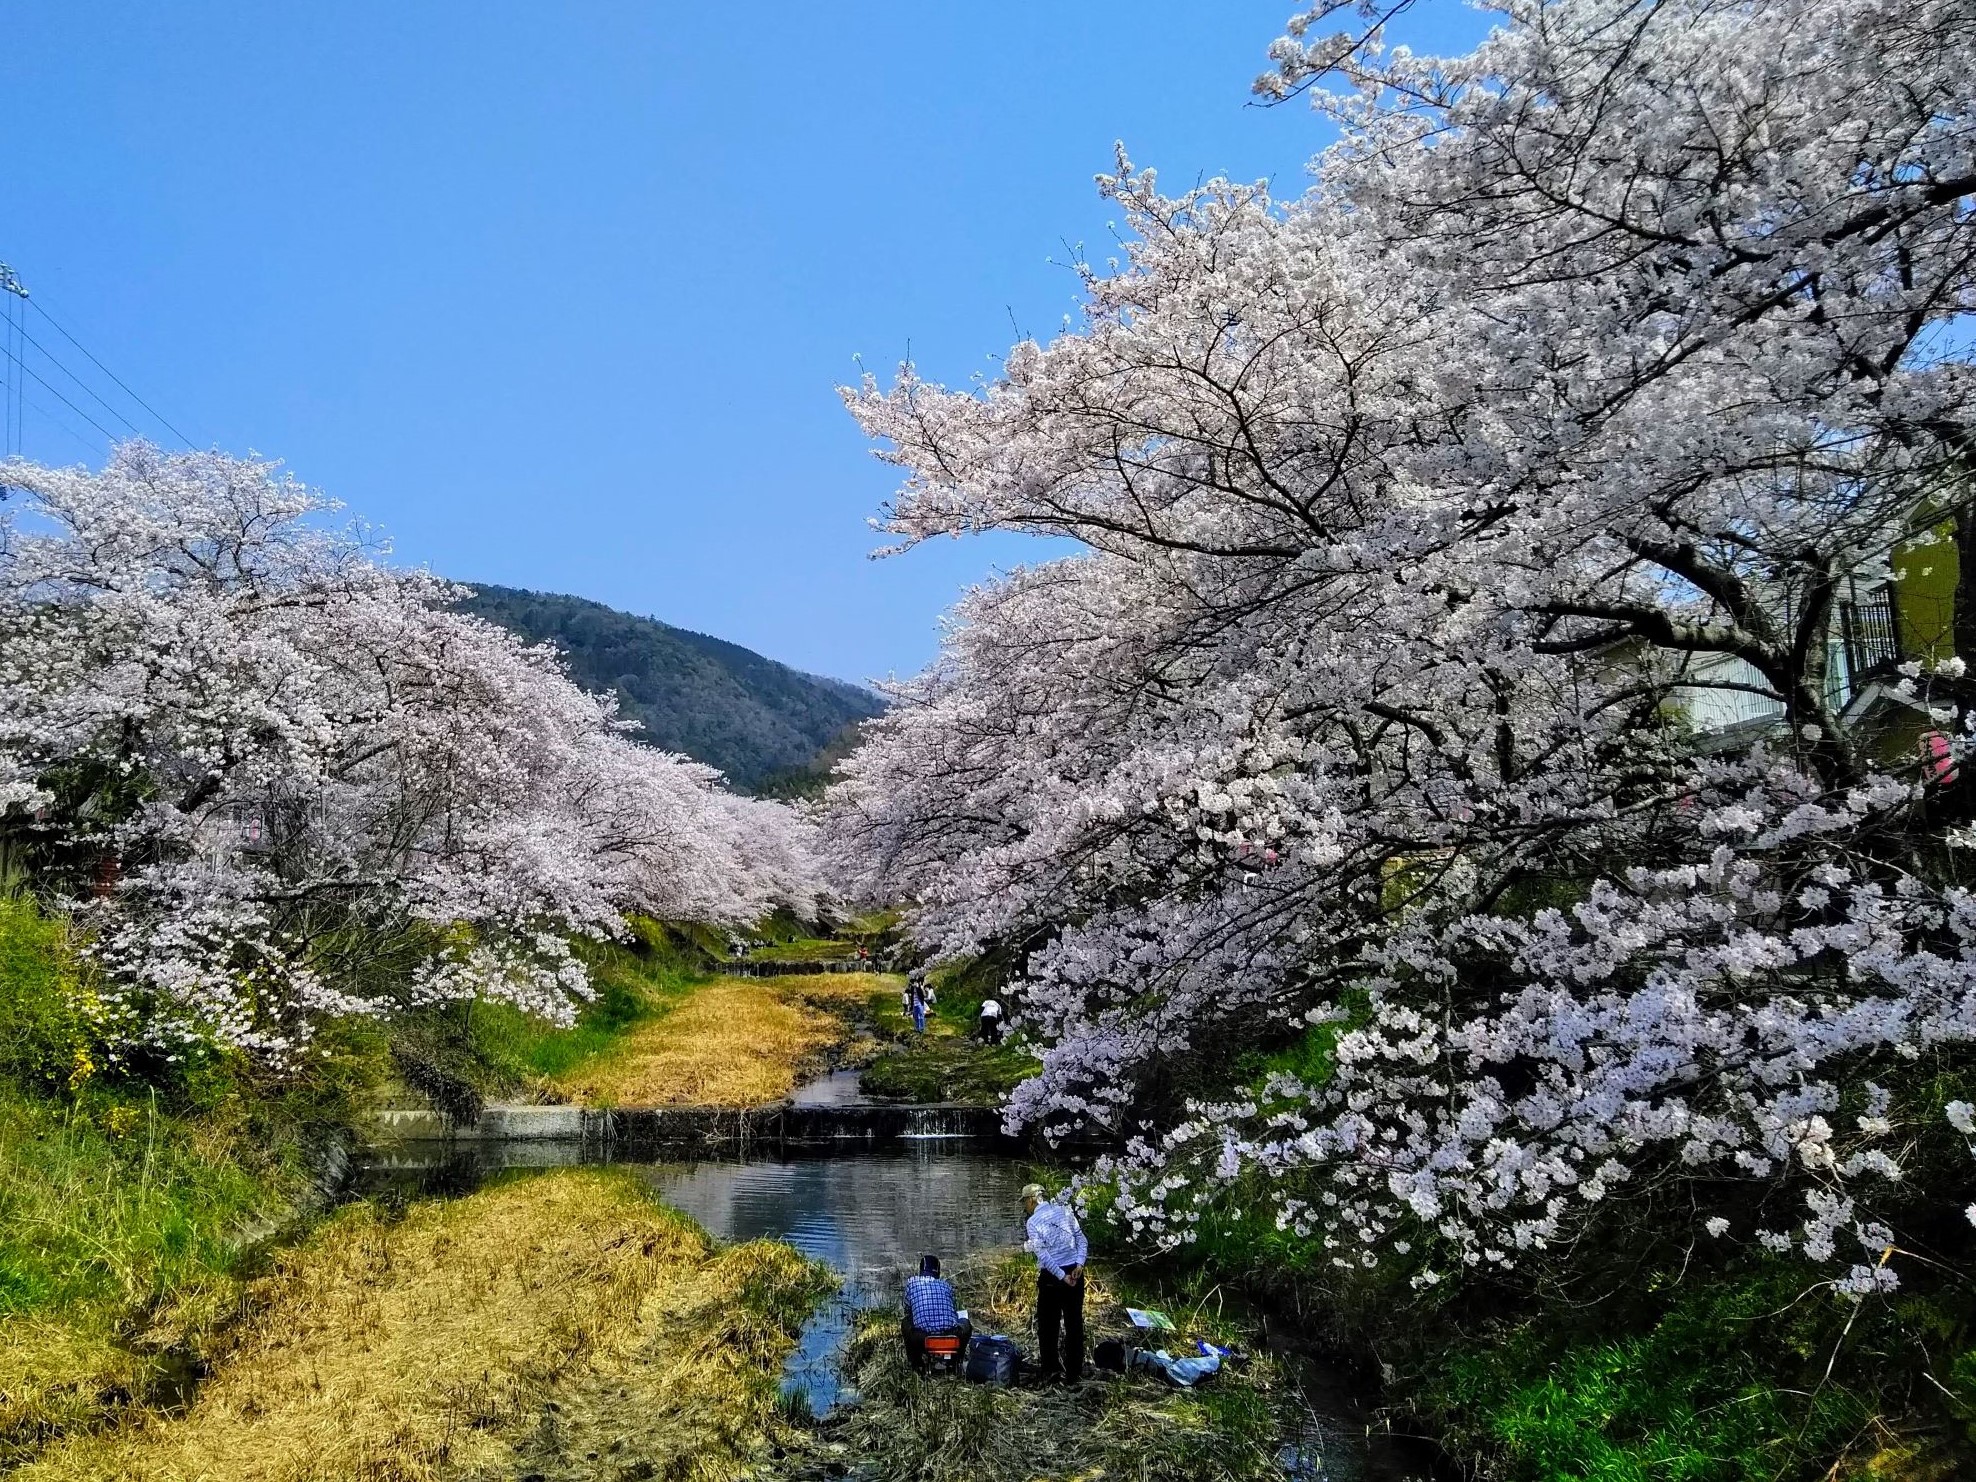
[902,1254,970,1372]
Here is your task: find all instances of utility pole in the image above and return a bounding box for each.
[0,262,26,464]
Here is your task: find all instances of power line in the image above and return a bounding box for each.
[8,317,147,438]
[29,297,195,448]
[13,383,113,460]
[1,267,21,457]
[0,334,120,445]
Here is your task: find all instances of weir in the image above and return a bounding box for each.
[903,1105,979,1140]
[363,1097,1012,1153]
[716,959,878,978]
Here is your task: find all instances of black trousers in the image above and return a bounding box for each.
[1035,1270,1085,1380]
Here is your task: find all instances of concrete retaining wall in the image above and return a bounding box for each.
[716,959,884,978]
[362,1100,1009,1151]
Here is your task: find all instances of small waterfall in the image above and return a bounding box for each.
[904,1106,974,1139]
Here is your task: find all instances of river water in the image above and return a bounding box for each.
[360,1136,1028,1417]
[643,1147,1028,1414]
[361,1122,1434,1478]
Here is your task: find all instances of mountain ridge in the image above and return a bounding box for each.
[456,583,881,792]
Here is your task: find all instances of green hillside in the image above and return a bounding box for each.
[457,584,881,791]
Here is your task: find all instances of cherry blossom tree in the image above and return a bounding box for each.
[831,0,1976,1287]
[0,444,821,1064]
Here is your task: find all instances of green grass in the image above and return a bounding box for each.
[1415,1268,1906,1482]
[859,1036,1038,1103]
[859,981,1038,1104]
[744,936,858,964]
[0,895,312,1460]
[0,894,95,1094]
[0,1081,300,1462]
[0,1084,289,1322]
[424,918,715,1095]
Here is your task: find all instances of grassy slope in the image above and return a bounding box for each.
[859,962,1038,1105]
[0,1087,300,1466]
[744,937,859,964]
[550,971,897,1107]
[0,896,309,1465]
[21,1167,832,1482]
[0,899,843,1478]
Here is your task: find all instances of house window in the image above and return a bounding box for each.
[1838,585,1900,699]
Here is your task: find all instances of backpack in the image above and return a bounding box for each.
[962,1335,1022,1385]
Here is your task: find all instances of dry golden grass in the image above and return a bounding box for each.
[0,1321,130,1461]
[18,1167,828,1482]
[551,973,901,1108]
[772,971,899,1010]
[509,1239,829,1481]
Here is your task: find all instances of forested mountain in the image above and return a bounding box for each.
[457,584,881,791]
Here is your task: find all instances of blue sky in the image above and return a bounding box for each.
[0,2,1485,684]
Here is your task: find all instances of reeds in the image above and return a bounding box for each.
[17,1167,830,1482]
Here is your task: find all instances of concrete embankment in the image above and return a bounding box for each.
[365,1099,1010,1152]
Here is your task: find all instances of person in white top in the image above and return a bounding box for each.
[977,997,1004,1043]
[1021,1182,1087,1382]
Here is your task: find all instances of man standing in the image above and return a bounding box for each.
[1021,1182,1087,1382]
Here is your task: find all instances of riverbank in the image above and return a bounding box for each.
[780,1250,1306,1482]
[1116,1183,1976,1482]
[17,1166,831,1482]
[0,1083,307,1467]
[2,896,1305,1481]
[856,959,1037,1107]
[510,949,1035,1113]
[549,971,895,1108]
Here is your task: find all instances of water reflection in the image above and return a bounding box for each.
[640,1148,1028,1414]
[351,1139,1425,1474]
[787,1068,868,1106]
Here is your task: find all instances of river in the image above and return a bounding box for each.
[360,1108,1439,1479]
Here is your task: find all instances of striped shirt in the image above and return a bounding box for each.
[903,1274,961,1331]
[1025,1200,1088,1281]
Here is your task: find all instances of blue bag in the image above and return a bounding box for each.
[963,1334,1022,1385]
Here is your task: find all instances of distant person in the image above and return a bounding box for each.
[977,997,1004,1044]
[906,968,929,1033]
[902,1254,970,1372]
[1022,1182,1087,1383]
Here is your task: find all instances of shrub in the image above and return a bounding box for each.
[0,895,95,1094]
